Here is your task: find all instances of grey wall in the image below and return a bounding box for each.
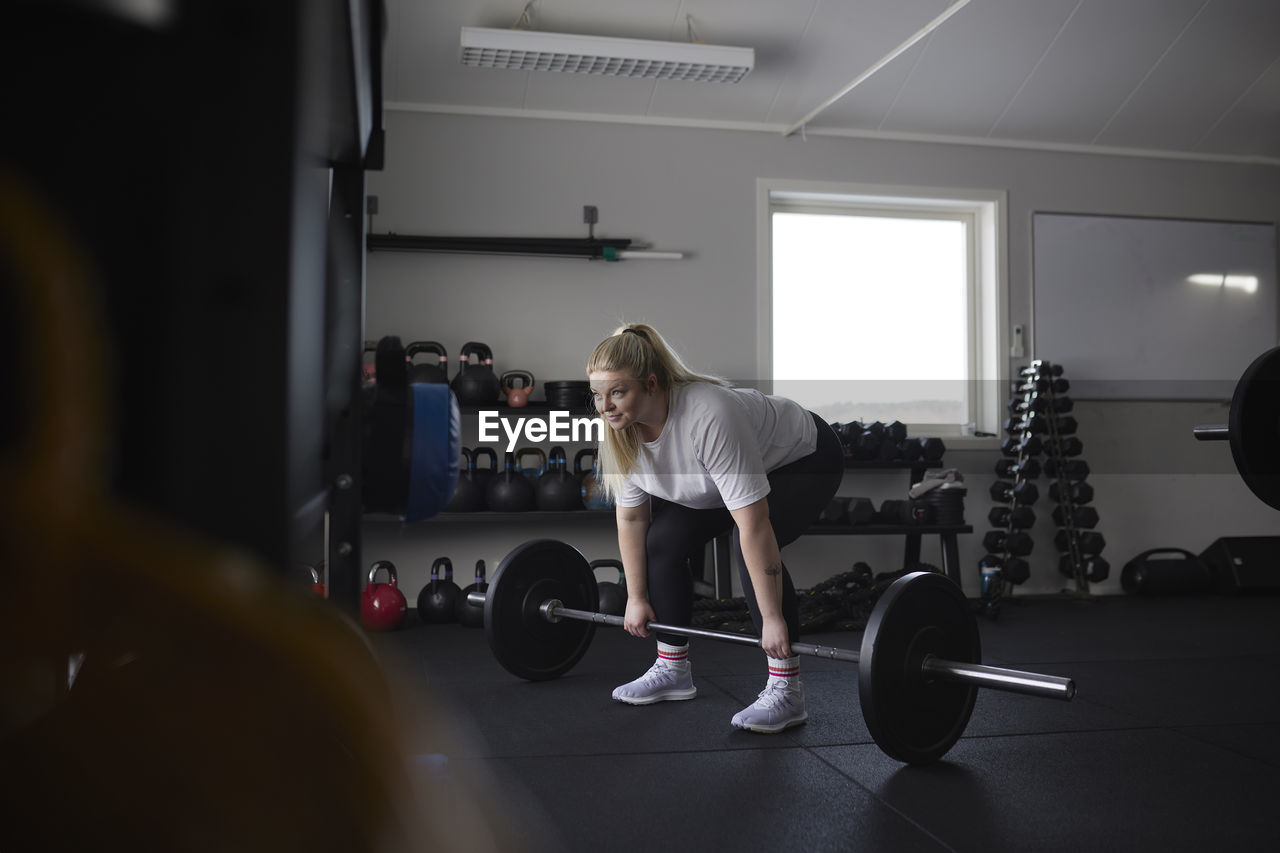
[363,109,1280,602]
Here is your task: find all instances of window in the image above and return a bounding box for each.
[757,181,1007,437]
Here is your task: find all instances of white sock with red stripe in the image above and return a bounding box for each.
[767,655,801,689]
[657,640,690,670]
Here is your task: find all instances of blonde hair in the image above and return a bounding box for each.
[586,323,728,500]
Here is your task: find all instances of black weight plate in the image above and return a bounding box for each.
[1229,346,1280,510]
[859,572,980,764]
[484,539,598,681]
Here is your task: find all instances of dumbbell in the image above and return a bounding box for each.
[1045,459,1090,480]
[1059,554,1110,583]
[995,457,1041,479]
[1019,377,1070,395]
[883,421,908,445]
[988,505,1035,529]
[1054,529,1106,554]
[842,422,882,460]
[898,437,924,461]
[1001,435,1043,457]
[990,480,1039,505]
[1057,436,1085,457]
[1003,414,1047,435]
[1010,395,1073,416]
[920,437,946,461]
[1051,416,1078,435]
[818,497,849,525]
[1049,481,1094,505]
[982,530,1034,556]
[1052,505,1099,529]
[879,499,935,526]
[984,553,1031,585]
[1020,362,1064,378]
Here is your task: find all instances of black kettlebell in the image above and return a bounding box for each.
[592,558,627,616]
[451,341,501,405]
[455,560,488,627]
[537,447,584,511]
[486,451,535,512]
[417,556,461,624]
[405,340,449,384]
[444,448,485,512]
[470,447,497,507]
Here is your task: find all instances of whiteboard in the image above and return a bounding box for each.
[1033,213,1277,399]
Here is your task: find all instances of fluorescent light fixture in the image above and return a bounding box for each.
[1188,273,1259,294]
[460,26,753,82]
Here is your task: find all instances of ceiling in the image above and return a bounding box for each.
[382,0,1280,165]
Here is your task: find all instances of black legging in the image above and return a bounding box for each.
[642,413,844,647]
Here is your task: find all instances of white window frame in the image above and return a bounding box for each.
[756,179,1008,440]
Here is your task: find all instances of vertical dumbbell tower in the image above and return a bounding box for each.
[1037,362,1108,593]
[979,366,1049,616]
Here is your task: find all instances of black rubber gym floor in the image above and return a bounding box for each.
[370,593,1280,853]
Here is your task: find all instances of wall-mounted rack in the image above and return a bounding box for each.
[365,203,682,261]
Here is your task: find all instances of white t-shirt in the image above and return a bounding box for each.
[615,382,818,511]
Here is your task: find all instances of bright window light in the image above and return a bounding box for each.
[771,211,969,425]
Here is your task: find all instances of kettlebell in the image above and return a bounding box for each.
[361,560,407,632]
[516,446,546,483]
[487,451,535,512]
[537,447,583,511]
[455,560,488,627]
[405,340,449,384]
[471,447,497,505]
[577,448,614,510]
[417,556,461,624]
[501,370,535,407]
[444,448,485,512]
[591,558,627,616]
[451,342,501,405]
[309,562,326,597]
[361,339,378,385]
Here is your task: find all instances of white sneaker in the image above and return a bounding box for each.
[731,679,807,733]
[611,659,697,705]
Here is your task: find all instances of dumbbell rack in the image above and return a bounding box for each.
[1038,363,1107,595]
[981,361,1105,613]
[981,374,1048,616]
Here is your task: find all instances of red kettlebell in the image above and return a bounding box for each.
[361,560,407,632]
[502,370,535,408]
[310,562,327,597]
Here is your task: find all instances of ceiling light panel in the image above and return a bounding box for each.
[460,27,754,83]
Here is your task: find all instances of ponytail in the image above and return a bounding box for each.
[586,324,727,500]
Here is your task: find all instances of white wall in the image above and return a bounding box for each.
[364,110,1280,602]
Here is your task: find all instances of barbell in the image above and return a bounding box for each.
[1194,345,1280,510]
[467,539,1076,765]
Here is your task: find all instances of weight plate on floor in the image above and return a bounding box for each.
[1229,346,1280,511]
[484,539,598,681]
[859,572,980,764]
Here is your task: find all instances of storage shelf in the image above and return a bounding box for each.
[365,509,614,524]
[807,523,973,536]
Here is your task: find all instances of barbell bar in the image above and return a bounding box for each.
[466,539,1077,764]
[468,595,1075,702]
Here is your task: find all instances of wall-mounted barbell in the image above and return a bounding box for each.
[1194,346,1280,510]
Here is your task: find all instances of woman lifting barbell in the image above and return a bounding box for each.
[587,324,843,732]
